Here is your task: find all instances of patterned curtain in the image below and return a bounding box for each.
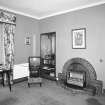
[2,23,15,81]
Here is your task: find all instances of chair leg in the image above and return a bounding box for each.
[7,72,12,92]
[28,83,30,88]
[40,83,42,87]
[1,73,4,87]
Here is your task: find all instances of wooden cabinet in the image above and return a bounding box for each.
[40,32,56,80]
[41,58,56,80]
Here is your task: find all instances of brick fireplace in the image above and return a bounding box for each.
[59,57,103,95]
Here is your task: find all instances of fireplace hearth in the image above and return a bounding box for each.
[60,57,103,95]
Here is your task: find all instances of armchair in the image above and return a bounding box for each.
[28,56,42,87]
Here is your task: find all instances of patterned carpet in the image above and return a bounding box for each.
[86,98,102,105]
[37,96,65,105]
[0,79,105,105]
[0,97,18,105]
[0,95,103,105]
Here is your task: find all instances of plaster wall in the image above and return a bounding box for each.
[15,14,39,64]
[39,4,105,88]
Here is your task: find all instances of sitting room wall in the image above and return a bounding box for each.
[39,4,105,88]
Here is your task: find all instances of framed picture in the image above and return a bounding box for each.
[25,37,31,45]
[72,28,86,49]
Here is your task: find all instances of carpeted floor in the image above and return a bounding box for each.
[0,79,105,105]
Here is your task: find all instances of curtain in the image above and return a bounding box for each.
[2,23,15,82]
[0,10,16,83]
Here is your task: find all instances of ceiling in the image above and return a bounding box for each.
[0,0,105,19]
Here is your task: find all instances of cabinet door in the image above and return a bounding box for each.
[40,32,56,66]
[41,35,51,58]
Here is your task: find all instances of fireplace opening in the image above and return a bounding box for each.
[67,70,86,89]
[61,57,103,95]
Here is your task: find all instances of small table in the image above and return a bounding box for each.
[0,69,12,92]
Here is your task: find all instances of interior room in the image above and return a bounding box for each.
[0,0,105,105]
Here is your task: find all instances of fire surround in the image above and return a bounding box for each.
[61,57,103,95]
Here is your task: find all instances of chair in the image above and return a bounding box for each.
[0,64,12,92]
[28,56,42,87]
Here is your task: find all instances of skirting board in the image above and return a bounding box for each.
[0,77,28,85]
[13,77,28,84]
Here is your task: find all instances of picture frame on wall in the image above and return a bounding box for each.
[72,28,86,49]
[25,37,31,45]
